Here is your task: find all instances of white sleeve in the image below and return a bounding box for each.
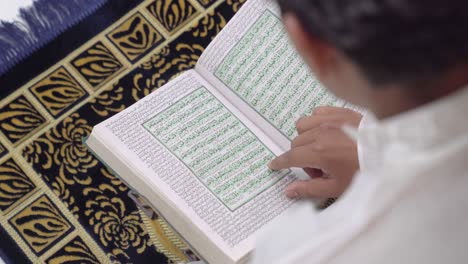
[356,112,379,174]
[341,110,378,174]
[251,201,319,264]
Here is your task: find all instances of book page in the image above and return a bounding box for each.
[142,87,292,212]
[95,70,297,259]
[196,0,344,150]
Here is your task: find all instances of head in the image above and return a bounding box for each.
[278,0,468,118]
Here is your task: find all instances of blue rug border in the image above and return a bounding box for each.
[0,0,109,76]
[0,0,145,99]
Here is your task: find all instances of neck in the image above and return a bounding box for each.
[369,67,468,119]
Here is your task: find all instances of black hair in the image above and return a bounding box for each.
[278,0,468,85]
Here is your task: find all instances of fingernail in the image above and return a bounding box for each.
[295,115,306,124]
[268,160,275,170]
[286,190,300,199]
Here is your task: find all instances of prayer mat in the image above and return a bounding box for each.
[0,0,108,75]
[0,0,246,263]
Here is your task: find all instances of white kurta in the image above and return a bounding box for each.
[252,86,468,264]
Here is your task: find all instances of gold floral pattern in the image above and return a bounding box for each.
[71,42,124,89]
[90,85,126,117]
[130,73,158,102]
[84,185,149,257]
[130,43,203,101]
[29,67,88,117]
[192,10,226,38]
[140,46,171,70]
[0,95,47,145]
[173,43,204,69]
[107,13,165,62]
[23,113,97,185]
[9,195,73,255]
[100,167,129,193]
[227,0,247,12]
[0,159,36,212]
[5,0,246,263]
[147,0,198,33]
[47,176,80,219]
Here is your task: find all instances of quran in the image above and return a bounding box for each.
[86,0,351,263]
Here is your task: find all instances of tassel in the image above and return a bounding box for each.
[0,0,108,76]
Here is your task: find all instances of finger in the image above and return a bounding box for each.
[296,116,339,134]
[313,106,353,116]
[291,127,326,148]
[269,146,324,170]
[294,127,355,149]
[314,107,364,128]
[285,178,339,199]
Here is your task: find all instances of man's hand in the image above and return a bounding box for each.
[269,106,363,199]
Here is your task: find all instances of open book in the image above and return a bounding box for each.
[87,0,351,263]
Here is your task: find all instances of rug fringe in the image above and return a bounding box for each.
[0,0,108,76]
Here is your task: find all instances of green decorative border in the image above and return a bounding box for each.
[142,87,291,212]
[214,10,340,140]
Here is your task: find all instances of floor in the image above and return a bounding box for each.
[0,0,33,21]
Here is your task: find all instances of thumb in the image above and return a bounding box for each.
[285,178,337,199]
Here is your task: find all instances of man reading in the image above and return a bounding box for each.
[253,1,468,263]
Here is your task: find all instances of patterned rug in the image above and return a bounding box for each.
[0,0,245,263]
[0,0,108,75]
